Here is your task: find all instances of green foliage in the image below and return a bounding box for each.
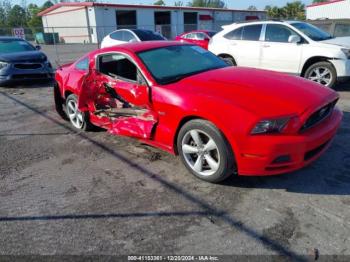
[0,0,54,29]
[265,1,306,20]
[312,0,328,3]
[154,0,166,5]
[247,5,257,11]
[174,1,184,6]
[7,5,27,27]
[187,0,226,8]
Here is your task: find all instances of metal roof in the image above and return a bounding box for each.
[38,2,266,17]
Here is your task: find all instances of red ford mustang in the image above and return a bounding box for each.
[175,30,217,49]
[54,41,342,183]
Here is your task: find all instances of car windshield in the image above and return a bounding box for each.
[132,30,166,41]
[0,39,36,53]
[137,45,228,85]
[291,22,333,41]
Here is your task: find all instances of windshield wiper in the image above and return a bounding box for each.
[160,66,226,85]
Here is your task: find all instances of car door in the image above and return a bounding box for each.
[260,24,303,74]
[224,24,263,68]
[78,53,158,139]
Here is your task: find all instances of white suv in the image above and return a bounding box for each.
[209,21,350,87]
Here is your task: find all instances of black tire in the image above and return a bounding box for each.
[177,119,236,183]
[65,94,94,131]
[53,83,68,120]
[304,61,337,88]
[220,55,236,66]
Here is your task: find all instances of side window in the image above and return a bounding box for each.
[75,57,89,71]
[110,31,123,41]
[241,24,262,41]
[123,31,136,42]
[195,33,205,40]
[265,24,298,43]
[185,33,195,39]
[224,27,243,40]
[334,23,350,37]
[98,53,137,82]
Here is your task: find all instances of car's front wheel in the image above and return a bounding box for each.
[304,61,337,88]
[219,55,236,66]
[65,94,93,131]
[177,119,236,183]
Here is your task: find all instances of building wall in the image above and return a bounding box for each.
[307,0,350,20]
[42,5,266,43]
[42,6,90,43]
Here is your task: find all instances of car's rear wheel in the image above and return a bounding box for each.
[304,61,337,88]
[177,119,236,183]
[66,94,93,131]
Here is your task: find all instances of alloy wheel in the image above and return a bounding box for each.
[181,129,220,176]
[308,67,333,86]
[67,99,84,129]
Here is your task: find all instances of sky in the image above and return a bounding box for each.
[11,0,314,10]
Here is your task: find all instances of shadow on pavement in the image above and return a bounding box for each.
[0,90,307,261]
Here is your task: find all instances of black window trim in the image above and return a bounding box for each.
[224,23,264,41]
[95,51,149,85]
[263,23,308,44]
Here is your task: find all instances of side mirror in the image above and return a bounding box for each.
[288,35,301,44]
[35,45,41,50]
[129,38,138,43]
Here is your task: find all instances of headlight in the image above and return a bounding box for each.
[341,48,350,59]
[0,61,9,70]
[251,117,290,135]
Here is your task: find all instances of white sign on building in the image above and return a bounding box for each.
[12,28,25,39]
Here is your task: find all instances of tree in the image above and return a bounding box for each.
[188,0,226,8]
[7,4,27,27]
[283,1,305,20]
[247,5,257,11]
[27,3,42,31]
[313,0,328,3]
[265,1,306,20]
[42,1,54,9]
[154,0,166,5]
[174,1,184,6]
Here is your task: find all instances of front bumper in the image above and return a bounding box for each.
[331,58,350,78]
[237,107,343,176]
[0,63,54,86]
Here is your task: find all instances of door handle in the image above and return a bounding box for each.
[262,44,270,48]
[230,42,237,46]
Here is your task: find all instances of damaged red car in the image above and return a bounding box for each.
[54,41,342,183]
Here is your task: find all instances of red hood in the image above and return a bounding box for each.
[175,67,337,117]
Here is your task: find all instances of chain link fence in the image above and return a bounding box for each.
[0,24,212,67]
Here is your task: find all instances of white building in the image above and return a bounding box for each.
[38,2,266,43]
[306,0,350,20]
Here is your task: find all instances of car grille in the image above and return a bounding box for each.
[300,99,338,132]
[12,74,48,79]
[14,63,43,70]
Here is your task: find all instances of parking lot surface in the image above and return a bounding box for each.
[0,80,349,258]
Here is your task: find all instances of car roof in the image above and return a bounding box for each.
[181,30,215,35]
[94,41,188,55]
[226,20,303,26]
